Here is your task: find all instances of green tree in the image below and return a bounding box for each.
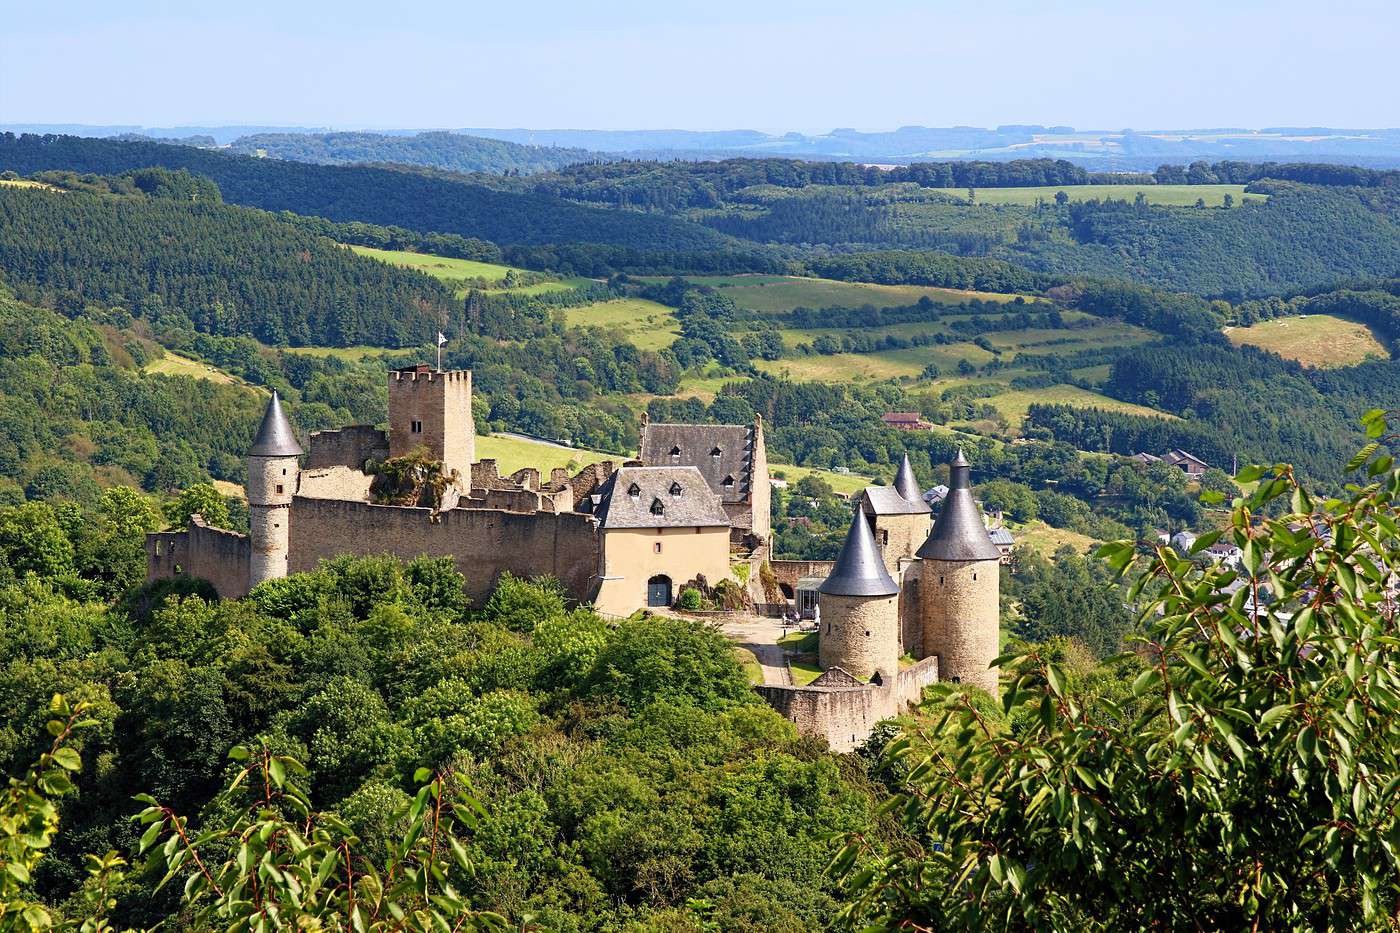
[163,483,231,529]
[836,412,1400,929]
[0,502,75,579]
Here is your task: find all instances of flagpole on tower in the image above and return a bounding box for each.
[436,330,447,371]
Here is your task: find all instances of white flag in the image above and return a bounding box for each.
[437,331,448,346]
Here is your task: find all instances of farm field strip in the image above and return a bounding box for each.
[635,274,1040,313]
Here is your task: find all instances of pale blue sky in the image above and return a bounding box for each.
[2,0,1396,131]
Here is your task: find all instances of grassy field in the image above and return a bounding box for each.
[0,178,57,190]
[984,384,1177,429]
[562,298,679,350]
[1009,519,1099,557]
[641,274,1038,314]
[769,463,871,497]
[755,346,994,383]
[1224,314,1390,368]
[475,434,616,475]
[144,352,260,389]
[347,245,526,283]
[929,183,1264,207]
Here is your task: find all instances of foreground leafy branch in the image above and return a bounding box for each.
[835,409,1400,930]
[135,746,505,931]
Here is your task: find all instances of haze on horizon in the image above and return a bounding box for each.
[2,0,1397,132]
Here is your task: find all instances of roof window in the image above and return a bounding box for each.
[650,498,666,516]
[669,481,683,496]
[627,483,641,499]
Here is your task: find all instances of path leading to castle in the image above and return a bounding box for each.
[719,615,794,686]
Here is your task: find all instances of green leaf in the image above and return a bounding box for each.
[228,745,251,762]
[1347,442,1380,473]
[52,747,81,772]
[1045,664,1065,698]
[1259,704,1292,729]
[268,757,287,788]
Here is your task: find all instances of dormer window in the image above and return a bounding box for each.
[721,474,735,489]
[650,498,665,516]
[669,445,681,461]
[627,483,641,499]
[710,446,722,458]
[669,481,683,496]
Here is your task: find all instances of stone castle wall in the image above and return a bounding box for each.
[145,516,252,599]
[869,512,932,574]
[767,559,836,594]
[306,426,389,470]
[287,497,601,602]
[756,656,939,752]
[919,557,1000,695]
[817,592,900,683]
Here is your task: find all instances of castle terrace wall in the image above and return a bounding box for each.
[145,517,252,599]
[767,559,835,594]
[287,497,601,603]
[306,426,389,470]
[755,656,938,752]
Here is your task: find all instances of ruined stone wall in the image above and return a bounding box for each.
[145,517,251,599]
[297,466,374,502]
[388,369,474,481]
[287,497,600,603]
[817,592,900,683]
[306,426,388,470]
[755,656,937,752]
[919,557,1000,695]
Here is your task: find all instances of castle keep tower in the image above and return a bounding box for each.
[917,450,1002,695]
[818,508,901,685]
[388,366,474,483]
[247,391,303,590]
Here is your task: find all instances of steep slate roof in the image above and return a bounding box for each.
[988,528,1016,547]
[640,422,755,504]
[820,510,899,597]
[249,391,304,457]
[893,453,924,501]
[917,449,1000,562]
[595,466,731,529]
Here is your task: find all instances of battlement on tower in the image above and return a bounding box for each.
[388,366,474,480]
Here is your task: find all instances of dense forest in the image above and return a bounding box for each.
[230,130,602,174]
[0,181,457,346]
[0,134,730,251]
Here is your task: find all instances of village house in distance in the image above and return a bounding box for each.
[147,364,1006,749]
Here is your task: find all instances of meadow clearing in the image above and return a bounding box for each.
[638,274,1040,314]
[561,298,679,350]
[1224,314,1389,368]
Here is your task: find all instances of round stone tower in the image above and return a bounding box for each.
[246,391,303,590]
[916,449,1001,695]
[818,508,901,685]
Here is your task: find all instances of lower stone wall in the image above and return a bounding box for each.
[287,497,602,603]
[145,516,252,599]
[755,656,938,752]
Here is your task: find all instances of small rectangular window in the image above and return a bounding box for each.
[276,484,284,494]
[411,420,423,433]
[654,542,662,554]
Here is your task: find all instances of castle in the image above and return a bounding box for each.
[147,365,767,617]
[146,364,1002,750]
[757,450,1001,750]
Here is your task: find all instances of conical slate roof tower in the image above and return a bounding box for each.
[820,508,899,596]
[249,391,303,458]
[893,452,922,502]
[917,448,999,561]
